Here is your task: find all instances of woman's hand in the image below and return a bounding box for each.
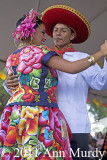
[6,72,19,90]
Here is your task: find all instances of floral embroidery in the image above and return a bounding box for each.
[30,77,40,89]
[18,106,39,144]
[39,126,53,148]
[44,78,51,88]
[6,45,58,107]
[22,85,39,102]
[4,125,18,146]
[0,106,72,159]
[38,107,49,126]
[46,86,57,103]
[49,108,62,145]
[1,151,16,160]
[50,79,58,87]
[47,96,51,103]
[11,52,20,66]
[1,45,72,159]
[6,54,13,74]
[17,46,44,74]
[20,74,30,85]
[35,95,40,102]
[23,145,37,159]
[7,86,24,104]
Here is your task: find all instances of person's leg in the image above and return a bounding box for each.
[70,133,89,160]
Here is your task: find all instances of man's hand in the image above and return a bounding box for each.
[105,40,107,60]
[6,72,19,90]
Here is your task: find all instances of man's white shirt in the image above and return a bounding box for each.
[55,51,107,133]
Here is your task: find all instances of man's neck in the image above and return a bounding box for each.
[53,43,76,56]
[56,43,73,50]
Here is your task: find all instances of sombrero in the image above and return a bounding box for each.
[42,5,91,43]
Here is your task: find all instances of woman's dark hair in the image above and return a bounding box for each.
[16,15,26,27]
[16,14,43,29]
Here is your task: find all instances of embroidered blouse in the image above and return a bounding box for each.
[6,45,58,108]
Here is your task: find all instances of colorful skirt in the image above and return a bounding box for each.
[0,105,72,160]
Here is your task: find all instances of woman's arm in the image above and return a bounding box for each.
[5,41,107,89]
[46,43,107,74]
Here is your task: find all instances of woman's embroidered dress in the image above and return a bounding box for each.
[0,45,72,160]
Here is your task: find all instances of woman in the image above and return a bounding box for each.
[0,9,107,160]
[96,132,104,151]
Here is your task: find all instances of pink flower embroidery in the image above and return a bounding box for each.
[1,106,12,132]
[49,108,62,145]
[17,46,44,74]
[1,151,16,160]
[6,54,13,74]
[38,107,49,126]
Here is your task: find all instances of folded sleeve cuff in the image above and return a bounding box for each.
[3,80,13,96]
[41,51,58,65]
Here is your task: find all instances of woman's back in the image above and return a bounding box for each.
[6,45,58,108]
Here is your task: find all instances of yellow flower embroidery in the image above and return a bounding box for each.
[35,95,40,102]
[47,96,51,103]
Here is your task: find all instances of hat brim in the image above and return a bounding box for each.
[42,5,91,43]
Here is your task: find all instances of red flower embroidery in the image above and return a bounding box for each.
[11,52,20,66]
[22,85,39,102]
[1,151,16,160]
[46,86,57,103]
[4,126,18,146]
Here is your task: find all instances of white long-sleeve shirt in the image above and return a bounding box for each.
[3,51,107,133]
[55,51,107,133]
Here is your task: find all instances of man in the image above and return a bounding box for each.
[42,5,107,160]
[5,5,107,160]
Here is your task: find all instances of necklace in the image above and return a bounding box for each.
[17,41,33,49]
